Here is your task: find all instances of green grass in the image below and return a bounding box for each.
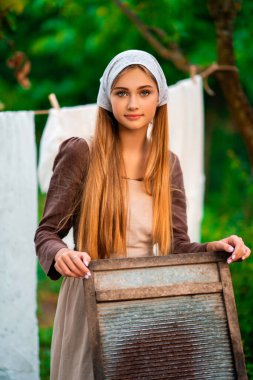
[39,327,53,380]
[37,190,62,379]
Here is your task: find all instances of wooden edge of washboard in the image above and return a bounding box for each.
[84,251,248,380]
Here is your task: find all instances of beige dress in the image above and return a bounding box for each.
[51,179,153,380]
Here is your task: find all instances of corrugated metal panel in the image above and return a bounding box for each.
[98,293,236,379]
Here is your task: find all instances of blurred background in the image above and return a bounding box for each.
[1,0,253,379]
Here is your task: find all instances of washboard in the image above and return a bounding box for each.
[84,252,247,380]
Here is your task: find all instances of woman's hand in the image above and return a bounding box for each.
[206,235,251,264]
[54,247,92,279]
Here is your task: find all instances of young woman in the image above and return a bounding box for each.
[34,50,251,380]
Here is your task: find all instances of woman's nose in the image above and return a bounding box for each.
[127,95,139,110]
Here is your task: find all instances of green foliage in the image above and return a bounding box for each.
[0,0,28,13]
[201,108,253,378]
[1,0,253,114]
[1,1,253,378]
[39,327,52,380]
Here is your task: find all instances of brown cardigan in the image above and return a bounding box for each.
[34,137,207,280]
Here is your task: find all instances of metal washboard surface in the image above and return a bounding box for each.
[84,252,248,380]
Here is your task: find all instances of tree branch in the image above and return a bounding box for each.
[113,1,236,91]
[114,0,253,167]
[113,0,191,72]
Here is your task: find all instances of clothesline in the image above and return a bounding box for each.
[33,93,60,115]
[32,64,237,115]
[0,74,205,242]
[34,109,50,115]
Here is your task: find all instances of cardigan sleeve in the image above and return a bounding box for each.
[170,151,208,254]
[34,137,90,280]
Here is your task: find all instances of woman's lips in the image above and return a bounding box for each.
[125,114,143,120]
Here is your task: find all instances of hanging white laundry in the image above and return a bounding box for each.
[38,104,97,193]
[38,76,205,242]
[0,112,39,380]
[168,75,205,242]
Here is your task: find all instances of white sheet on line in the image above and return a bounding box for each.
[0,111,39,380]
[168,75,205,242]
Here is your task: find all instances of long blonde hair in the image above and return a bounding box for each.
[77,65,172,259]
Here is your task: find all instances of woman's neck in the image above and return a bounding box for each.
[119,127,149,154]
[118,128,150,179]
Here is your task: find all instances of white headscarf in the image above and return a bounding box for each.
[97,49,168,111]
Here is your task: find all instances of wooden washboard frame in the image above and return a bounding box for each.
[84,252,247,380]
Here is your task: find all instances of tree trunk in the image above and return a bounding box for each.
[208,0,253,168]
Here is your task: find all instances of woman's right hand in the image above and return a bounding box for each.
[54,248,92,279]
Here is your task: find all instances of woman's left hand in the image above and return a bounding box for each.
[206,235,251,264]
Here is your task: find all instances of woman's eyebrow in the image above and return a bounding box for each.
[113,85,154,90]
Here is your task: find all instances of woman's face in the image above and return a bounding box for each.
[110,67,159,132]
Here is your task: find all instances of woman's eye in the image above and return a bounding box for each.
[141,90,151,96]
[116,91,128,97]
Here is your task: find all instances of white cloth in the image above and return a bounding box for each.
[168,75,205,242]
[38,104,97,193]
[38,76,204,242]
[97,49,168,111]
[0,111,39,380]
